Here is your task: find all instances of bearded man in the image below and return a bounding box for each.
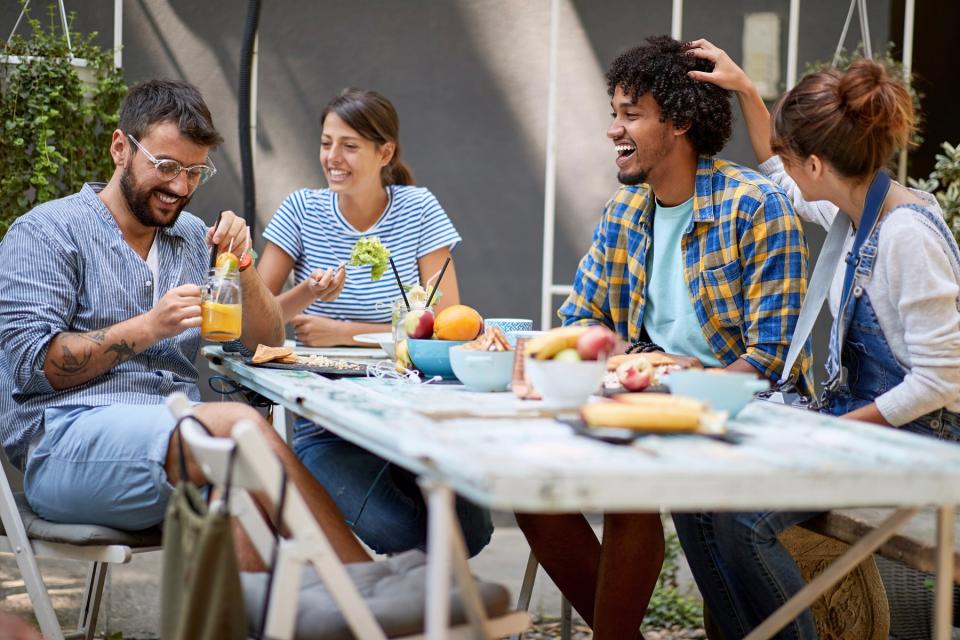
[0,80,372,566]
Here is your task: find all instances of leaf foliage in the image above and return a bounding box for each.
[0,4,127,237]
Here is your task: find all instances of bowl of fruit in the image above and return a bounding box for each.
[404,304,484,379]
[449,327,515,392]
[523,325,615,407]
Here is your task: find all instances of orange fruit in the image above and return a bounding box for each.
[215,252,239,272]
[433,305,483,341]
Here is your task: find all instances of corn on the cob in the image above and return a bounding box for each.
[581,397,704,432]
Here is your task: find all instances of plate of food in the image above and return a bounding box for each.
[353,332,395,358]
[246,345,369,377]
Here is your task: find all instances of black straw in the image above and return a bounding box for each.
[208,210,225,270]
[389,257,410,311]
[425,256,451,308]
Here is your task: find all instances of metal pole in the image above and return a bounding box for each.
[113,0,122,69]
[897,0,915,183]
[251,32,259,170]
[786,0,800,89]
[539,0,560,331]
[671,0,683,40]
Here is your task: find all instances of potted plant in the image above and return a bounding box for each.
[0,5,126,237]
[910,142,960,244]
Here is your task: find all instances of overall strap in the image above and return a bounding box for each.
[779,170,891,385]
[833,171,892,354]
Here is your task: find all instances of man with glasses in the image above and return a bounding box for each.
[0,79,372,564]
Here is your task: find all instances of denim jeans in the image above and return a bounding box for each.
[292,419,493,556]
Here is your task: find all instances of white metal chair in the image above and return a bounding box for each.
[0,453,161,639]
[167,393,530,639]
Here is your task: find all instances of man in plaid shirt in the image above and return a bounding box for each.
[517,36,811,639]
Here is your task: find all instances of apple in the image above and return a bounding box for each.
[616,357,652,391]
[576,325,616,360]
[553,348,582,362]
[403,308,435,339]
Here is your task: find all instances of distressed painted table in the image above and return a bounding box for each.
[204,346,960,639]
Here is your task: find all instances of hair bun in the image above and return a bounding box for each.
[837,59,913,146]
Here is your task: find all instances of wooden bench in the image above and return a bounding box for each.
[802,508,960,583]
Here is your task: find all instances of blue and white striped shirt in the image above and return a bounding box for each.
[0,184,206,467]
[262,185,461,323]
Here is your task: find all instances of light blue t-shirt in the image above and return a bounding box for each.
[642,197,722,367]
[263,185,461,323]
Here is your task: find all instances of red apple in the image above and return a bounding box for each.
[576,325,616,360]
[616,357,652,391]
[404,308,435,339]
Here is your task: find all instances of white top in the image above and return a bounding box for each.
[761,156,960,425]
[263,185,461,323]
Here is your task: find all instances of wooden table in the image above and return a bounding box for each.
[204,346,960,639]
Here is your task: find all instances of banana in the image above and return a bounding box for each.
[523,326,589,360]
[581,397,705,432]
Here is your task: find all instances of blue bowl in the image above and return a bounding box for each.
[407,338,468,379]
[664,370,770,416]
[449,346,515,392]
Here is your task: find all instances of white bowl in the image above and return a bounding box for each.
[524,357,606,407]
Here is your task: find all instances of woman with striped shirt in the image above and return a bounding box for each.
[258,88,462,346]
[256,88,492,557]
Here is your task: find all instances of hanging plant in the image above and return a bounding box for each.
[0,5,127,237]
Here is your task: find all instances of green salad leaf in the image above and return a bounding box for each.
[349,236,391,281]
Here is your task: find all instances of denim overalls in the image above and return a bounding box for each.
[819,203,960,441]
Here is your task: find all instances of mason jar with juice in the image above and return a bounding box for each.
[201,267,242,341]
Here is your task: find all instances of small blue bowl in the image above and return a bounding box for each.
[664,370,770,416]
[449,346,515,392]
[407,338,468,379]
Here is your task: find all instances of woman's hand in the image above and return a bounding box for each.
[684,38,752,93]
[290,314,347,347]
[307,265,346,302]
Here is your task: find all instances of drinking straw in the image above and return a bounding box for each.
[389,257,410,311]
[425,256,451,307]
[208,210,225,271]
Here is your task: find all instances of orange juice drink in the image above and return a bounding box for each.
[201,301,241,341]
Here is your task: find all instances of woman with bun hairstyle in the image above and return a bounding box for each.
[257,89,492,557]
[673,40,960,639]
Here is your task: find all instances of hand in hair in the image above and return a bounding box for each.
[684,39,752,93]
[685,38,774,164]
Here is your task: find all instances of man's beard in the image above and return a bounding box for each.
[617,168,647,186]
[119,164,189,228]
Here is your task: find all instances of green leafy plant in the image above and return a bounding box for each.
[0,5,126,237]
[909,142,960,244]
[642,530,704,631]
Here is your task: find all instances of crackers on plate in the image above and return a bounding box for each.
[252,345,297,364]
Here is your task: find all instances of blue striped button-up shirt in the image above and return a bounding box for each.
[0,184,207,466]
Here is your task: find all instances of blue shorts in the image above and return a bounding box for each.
[24,404,179,530]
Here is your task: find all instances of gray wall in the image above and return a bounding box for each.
[4,1,896,387]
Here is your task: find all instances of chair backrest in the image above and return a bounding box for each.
[165,393,388,640]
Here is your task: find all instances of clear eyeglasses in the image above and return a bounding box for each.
[126,134,217,186]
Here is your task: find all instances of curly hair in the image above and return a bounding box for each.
[606,35,732,156]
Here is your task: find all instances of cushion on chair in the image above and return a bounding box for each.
[241,549,511,639]
[0,492,162,547]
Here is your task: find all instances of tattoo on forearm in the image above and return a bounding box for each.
[79,328,109,345]
[106,341,136,365]
[50,344,92,376]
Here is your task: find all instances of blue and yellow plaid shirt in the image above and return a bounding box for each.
[560,156,813,395]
